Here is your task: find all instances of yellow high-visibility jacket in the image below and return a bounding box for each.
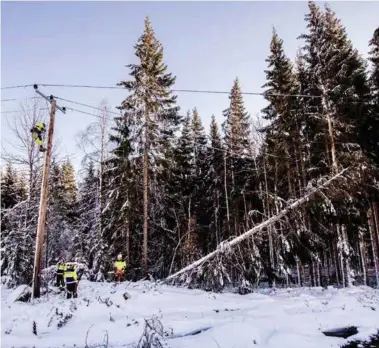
[36,123,45,132]
[56,263,66,275]
[64,269,78,284]
[114,261,126,271]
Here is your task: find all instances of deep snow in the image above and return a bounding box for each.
[1,280,378,348]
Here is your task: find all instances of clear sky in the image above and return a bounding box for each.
[1,1,378,173]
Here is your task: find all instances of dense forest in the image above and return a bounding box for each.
[1,1,379,292]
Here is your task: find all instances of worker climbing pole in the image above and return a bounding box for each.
[32,84,66,299]
[30,122,47,152]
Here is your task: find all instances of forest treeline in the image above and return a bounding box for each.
[1,2,379,291]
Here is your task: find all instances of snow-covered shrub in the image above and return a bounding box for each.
[169,238,263,293]
[6,284,32,303]
[1,275,13,288]
[136,316,171,348]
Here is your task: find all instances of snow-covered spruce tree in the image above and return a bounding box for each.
[103,110,135,278]
[167,111,195,273]
[363,27,379,165]
[300,2,371,172]
[261,28,300,198]
[259,28,304,286]
[45,162,62,266]
[1,163,21,276]
[180,78,262,292]
[1,163,20,210]
[45,159,78,267]
[205,115,225,249]
[189,108,209,255]
[117,17,181,277]
[170,108,208,271]
[1,165,35,286]
[222,78,254,238]
[71,161,98,266]
[298,1,373,287]
[366,27,379,288]
[61,160,78,210]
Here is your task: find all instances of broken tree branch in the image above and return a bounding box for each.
[165,167,351,282]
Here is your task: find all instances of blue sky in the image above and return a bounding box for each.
[1,1,378,172]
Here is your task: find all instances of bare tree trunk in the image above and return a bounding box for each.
[372,201,379,246]
[325,249,331,285]
[243,192,248,231]
[262,152,274,271]
[215,190,220,246]
[302,264,306,286]
[333,239,340,286]
[310,260,315,287]
[358,228,367,286]
[45,229,49,268]
[296,257,301,287]
[284,141,293,197]
[187,197,191,240]
[336,224,345,287]
[341,224,352,287]
[261,151,276,288]
[316,255,321,287]
[367,207,379,288]
[326,116,338,174]
[223,152,230,236]
[142,106,150,276]
[143,144,149,276]
[124,216,130,265]
[98,105,108,244]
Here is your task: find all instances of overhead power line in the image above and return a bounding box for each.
[1,84,34,90]
[1,98,18,102]
[0,108,50,114]
[64,106,114,119]
[1,96,42,102]
[1,83,322,98]
[54,96,121,116]
[0,99,334,162]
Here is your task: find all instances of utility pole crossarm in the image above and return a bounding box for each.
[31,84,66,299]
[33,84,66,114]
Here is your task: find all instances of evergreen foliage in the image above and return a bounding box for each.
[2,6,379,292]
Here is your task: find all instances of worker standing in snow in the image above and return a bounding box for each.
[56,259,66,287]
[64,263,78,299]
[30,122,46,152]
[114,254,127,282]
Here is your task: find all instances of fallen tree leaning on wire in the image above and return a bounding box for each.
[164,166,351,283]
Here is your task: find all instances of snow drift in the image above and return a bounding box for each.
[1,280,379,348]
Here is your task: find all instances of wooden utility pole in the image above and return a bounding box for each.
[32,85,66,299]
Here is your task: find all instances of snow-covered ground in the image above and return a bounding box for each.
[1,280,378,348]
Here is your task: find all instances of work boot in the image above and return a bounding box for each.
[39,145,46,152]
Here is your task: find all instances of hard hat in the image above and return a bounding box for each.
[117,254,122,260]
